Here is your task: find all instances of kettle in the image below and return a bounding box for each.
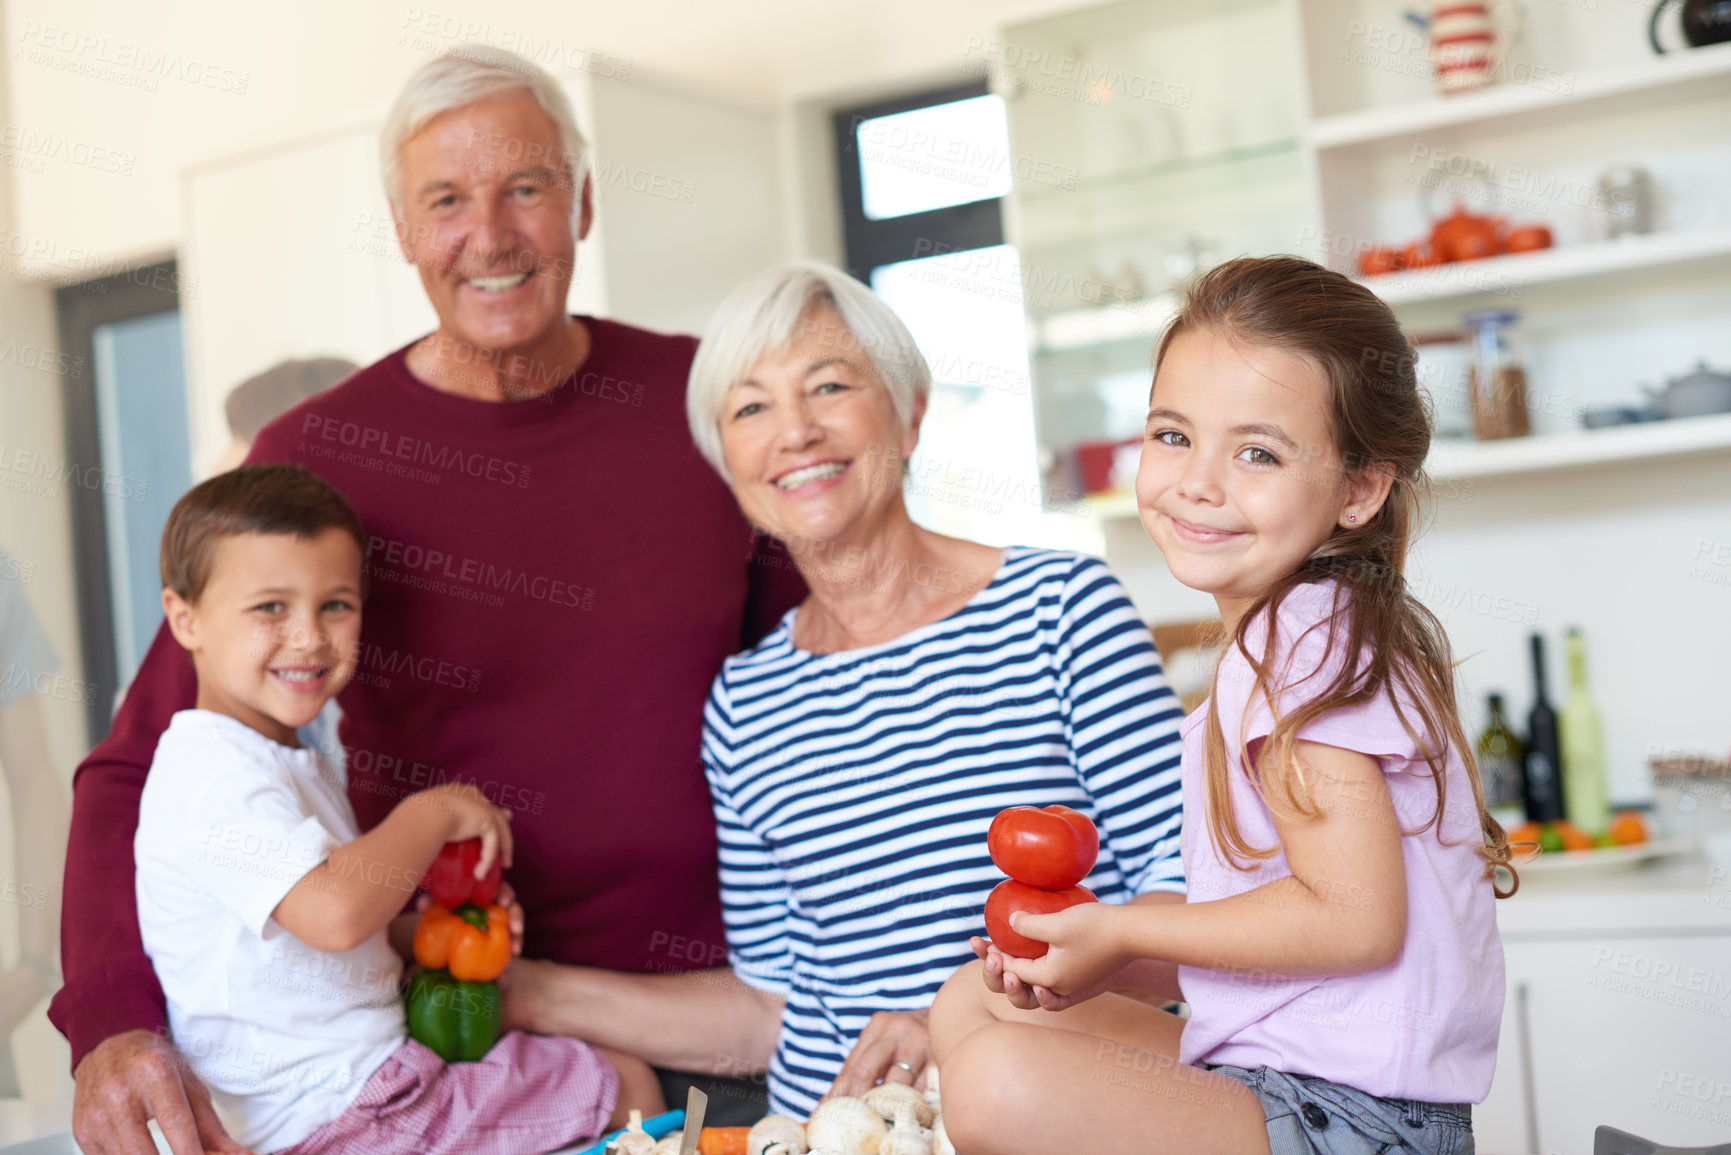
[1642,361,1731,419]
[1650,0,1731,52]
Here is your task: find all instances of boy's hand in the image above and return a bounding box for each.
[415,782,513,881]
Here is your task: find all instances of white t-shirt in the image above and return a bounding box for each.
[135,709,406,1154]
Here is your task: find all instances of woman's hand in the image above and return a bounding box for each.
[825,1010,931,1099]
[990,902,1131,1010]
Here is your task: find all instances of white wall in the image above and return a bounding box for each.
[585,74,784,336]
[2,0,1106,279]
[0,271,80,1103]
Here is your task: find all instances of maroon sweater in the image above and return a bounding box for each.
[49,318,804,1070]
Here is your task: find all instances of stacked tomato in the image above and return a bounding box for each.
[982,806,1100,958]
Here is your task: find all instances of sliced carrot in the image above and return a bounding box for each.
[698,1127,751,1155]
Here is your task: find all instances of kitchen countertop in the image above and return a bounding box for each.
[1496,843,1731,938]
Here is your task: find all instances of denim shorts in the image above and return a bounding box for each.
[1208,1065,1474,1155]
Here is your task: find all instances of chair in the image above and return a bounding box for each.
[1594,1126,1731,1155]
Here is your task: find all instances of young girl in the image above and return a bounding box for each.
[929,255,1515,1154]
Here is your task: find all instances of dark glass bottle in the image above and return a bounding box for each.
[1477,693,1526,829]
[1523,634,1566,823]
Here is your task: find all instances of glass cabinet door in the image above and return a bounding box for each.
[994,0,1312,504]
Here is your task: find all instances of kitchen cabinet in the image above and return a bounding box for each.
[992,0,1312,497]
[987,0,1731,810]
[990,0,1731,508]
[1477,855,1731,1153]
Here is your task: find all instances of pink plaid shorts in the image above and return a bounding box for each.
[275,1032,619,1155]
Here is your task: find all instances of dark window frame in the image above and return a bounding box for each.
[832,80,1005,283]
[54,261,181,746]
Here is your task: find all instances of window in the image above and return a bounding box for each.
[833,81,1004,282]
[833,86,1079,547]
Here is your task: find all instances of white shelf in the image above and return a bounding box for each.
[1035,295,1179,353]
[1309,40,1731,150]
[1427,412,1731,481]
[1358,225,1731,308]
[1081,414,1731,520]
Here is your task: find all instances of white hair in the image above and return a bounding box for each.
[686,262,932,479]
[380,46,589,221]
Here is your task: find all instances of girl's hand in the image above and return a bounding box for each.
[996,902,1130,1005]
[970,936,1044,1012]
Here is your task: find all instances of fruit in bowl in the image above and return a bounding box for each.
[1509,812,1648,855]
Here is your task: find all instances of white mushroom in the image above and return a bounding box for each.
[747,1114,809,1155]
[607,1110,657,1155]
[652,1136,684,1155]
[806,1096,889,1155]
[878,1105,934,1155]
[921,1065,941,1111]
[932,1115,955,1155]
[864,1083,935,1129]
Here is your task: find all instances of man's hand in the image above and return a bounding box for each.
[72,1029,253,1155]
[825,1010,931,1100]
[496,879,524,956]
[403,880,523,959]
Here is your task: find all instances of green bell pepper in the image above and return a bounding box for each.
[406,967,501,1062]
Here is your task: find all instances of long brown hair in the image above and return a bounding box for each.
[1155,255,1516,898]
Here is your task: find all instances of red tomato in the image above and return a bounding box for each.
[987,805,1099,889]
[984,879,1097,959]
[425,838,503,909]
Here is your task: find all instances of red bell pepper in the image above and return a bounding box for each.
[424,838,502,909]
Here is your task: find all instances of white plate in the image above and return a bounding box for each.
[1514,836,1693,877]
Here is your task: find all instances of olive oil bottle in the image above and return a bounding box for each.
[1559,627,1609,835]
[1477,694,1526,830]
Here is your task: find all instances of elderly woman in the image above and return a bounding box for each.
[499,262,1186,1120]
[688,263,1188,1115]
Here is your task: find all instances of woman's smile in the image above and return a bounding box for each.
[771,459,852,494]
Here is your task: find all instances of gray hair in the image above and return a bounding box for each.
[686,262,931,478]
[225,357,359,441]
[380,46,589,222]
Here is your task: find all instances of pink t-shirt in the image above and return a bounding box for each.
[1176,581,1504,1104]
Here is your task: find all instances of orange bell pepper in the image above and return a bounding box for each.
[413,903,511,982]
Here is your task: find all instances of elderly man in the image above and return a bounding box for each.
[55,47,800,1154]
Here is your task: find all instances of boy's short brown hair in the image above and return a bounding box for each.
[160,464,368,603]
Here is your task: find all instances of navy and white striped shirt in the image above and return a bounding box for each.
[702,547,1186,1116]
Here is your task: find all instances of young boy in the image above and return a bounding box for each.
[135,463,661,1155]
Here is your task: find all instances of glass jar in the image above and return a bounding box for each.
[1463,309,1530,441]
